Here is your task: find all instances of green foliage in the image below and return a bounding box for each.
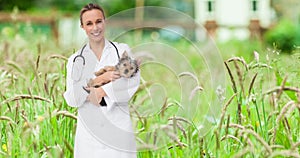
[0,0,82,11]
[270,0,300,22]
[217,39,264,61]
[1,23,300,157]
[0,0,165,16]
[264,19,300,54]
[0,0,34,11]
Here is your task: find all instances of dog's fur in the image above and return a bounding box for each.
[87,51,139,88]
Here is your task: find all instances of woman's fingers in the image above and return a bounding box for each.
[89,71,121,88]
[113,71,120,76]
[83,86,91,93]
[111,71,120,80]
[86,87,101,106]
[96,71,120,83]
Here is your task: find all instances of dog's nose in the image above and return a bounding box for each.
[124,69,129,74]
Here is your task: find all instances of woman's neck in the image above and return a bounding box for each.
[89,39,105,60]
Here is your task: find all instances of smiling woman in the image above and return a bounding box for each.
[80,4,106,46]
[63,3,140,158]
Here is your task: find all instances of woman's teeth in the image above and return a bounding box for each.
[92,32,100,36]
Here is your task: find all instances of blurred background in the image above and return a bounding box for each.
[1,0,300,157]
[0,0,299,53]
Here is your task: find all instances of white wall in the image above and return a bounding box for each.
[194,0,272,41]
[194,0,207,24]
[258,0,272,27]
[216,0,250,27]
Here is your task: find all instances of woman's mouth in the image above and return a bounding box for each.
[91,32,101,37]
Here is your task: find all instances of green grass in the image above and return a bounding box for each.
[0,27,300,158]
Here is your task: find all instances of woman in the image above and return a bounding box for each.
[64,3,140,158]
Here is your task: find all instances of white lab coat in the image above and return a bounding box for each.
[64,39,140,158]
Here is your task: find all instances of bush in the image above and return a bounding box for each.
[264,19,300,54]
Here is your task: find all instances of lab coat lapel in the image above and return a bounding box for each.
[99,40,119,66]
[81,43,98,80]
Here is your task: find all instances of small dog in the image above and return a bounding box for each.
[86,51,139,89]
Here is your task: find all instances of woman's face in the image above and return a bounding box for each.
[81,9,105,43]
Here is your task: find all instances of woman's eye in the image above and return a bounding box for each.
[86,22,92,26]
[97,20,103,24]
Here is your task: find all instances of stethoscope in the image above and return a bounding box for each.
[71,41,120,81]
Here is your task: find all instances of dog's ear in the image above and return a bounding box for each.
[136,58,142,66]
[122,51,128,58]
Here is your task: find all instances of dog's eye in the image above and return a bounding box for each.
[123,63,127,66]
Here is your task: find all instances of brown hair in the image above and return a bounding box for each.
[80,3,105,26]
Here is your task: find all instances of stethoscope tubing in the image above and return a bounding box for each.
[73,41,119,65]
[73,44,87,65]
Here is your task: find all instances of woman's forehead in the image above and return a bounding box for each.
[82,9,104,21]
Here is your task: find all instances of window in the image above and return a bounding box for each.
[206,0,215,19]
[207,0,215,13]
[251,0,258,12]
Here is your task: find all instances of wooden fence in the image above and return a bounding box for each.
[0,12,58,40]
[0,12,263,44]
[0,12,200,43]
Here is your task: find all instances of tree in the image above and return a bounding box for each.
[0,0,35,11]
[271,0,300,24]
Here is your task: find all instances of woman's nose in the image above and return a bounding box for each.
[92,25,97,30]
[92,23,99,30]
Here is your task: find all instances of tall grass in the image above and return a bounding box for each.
[0,32,76,157]
[0,28,300,158]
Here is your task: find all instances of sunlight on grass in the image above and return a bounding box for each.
[0,24,300,157]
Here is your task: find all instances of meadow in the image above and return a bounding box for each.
[0,25,300,158]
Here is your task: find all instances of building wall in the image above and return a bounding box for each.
[216,0,250,27]
[257,0,272,28]
[194,0,272,41]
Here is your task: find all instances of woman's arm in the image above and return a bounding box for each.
[101,71,140,103]
[85,71,120,106]
[101,43,140,104]
[63,55,89,107]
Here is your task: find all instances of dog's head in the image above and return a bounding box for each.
[116,51,139,78]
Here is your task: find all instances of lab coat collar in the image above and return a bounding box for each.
[104,38,112,50]
[85,38,114,62]
[101,39,114,62]
[85,38,111,52]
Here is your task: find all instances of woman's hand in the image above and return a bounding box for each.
[93,71,120,86]
[85,71,120,106]
[86,87,106,106]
